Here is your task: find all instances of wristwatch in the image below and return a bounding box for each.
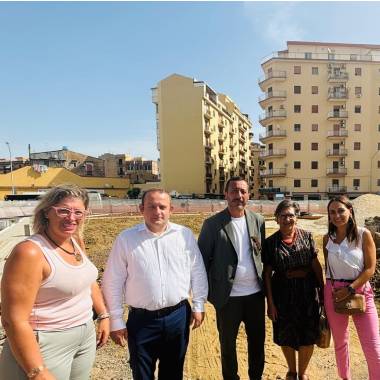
[26,365,45,378]
[347,285,356,295]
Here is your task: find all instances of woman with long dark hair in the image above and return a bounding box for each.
[324,195,380,379]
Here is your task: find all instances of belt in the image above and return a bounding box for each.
[285,266,311,279]
[326,278,354,283]
[129,300,187,318]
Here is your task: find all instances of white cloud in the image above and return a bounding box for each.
[265,3,305,45]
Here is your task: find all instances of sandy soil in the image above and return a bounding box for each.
[85,210,378,380]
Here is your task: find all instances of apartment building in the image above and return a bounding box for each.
[100,153,159,183]
[30,148,105,177]
[250,142,266,199]
[152,74,254,197]
[259,41,380,200]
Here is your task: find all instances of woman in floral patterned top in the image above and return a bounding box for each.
[263,200,324,380]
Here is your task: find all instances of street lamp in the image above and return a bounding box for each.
[5,142,15,195]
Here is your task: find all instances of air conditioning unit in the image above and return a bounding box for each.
[356,94,362,98]
[353,186,359,190]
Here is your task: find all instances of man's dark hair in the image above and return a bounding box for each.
[224,176,247,192]
[141,188,170,205]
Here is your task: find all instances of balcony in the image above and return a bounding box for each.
[328,89,348,101]
[328,186,347,193]
[327,167,347,176]
[259,187,286,194]
[326,148,348,157]
[259,149,287,158]
[238,123,247,132]
[218,133,226,142]
[260,168,286,177]
[327,130,348,138]
[258,90,287,108]
[259,109,287,125]
[218,119,225,128]
[327,110,348,119]
[204,142,213,150]
[258,71,287,90]
[204,110,212,120]
[259,129,286,143]
[328,72,349,82]
[204,125,212,135]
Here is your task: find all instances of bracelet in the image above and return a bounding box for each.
[97,312,110,321]
[26,365,46,378]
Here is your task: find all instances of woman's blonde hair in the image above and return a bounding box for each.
[33,184,89,237]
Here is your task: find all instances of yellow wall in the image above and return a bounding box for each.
[0,166,130,200]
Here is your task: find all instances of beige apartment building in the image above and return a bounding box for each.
[152,74,255,197]
[259,41,380,200]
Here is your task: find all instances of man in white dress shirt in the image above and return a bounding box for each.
[102,188,208,380]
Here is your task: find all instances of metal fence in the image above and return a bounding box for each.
[0,199,330,220]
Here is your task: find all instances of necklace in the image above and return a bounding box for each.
[44,231,82,262]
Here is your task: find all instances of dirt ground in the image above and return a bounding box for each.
[85,213,377,380]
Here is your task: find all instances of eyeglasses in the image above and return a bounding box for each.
[279,213,296,220]
[50,206,88,219]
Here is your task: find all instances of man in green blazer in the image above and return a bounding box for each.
[198,177,265,380]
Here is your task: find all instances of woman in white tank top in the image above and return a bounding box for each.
[0,184,110,380]
[323,195,380,380]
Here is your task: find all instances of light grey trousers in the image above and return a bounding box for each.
[0,320,96,380]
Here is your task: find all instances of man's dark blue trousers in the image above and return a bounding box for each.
[127,300,191,380]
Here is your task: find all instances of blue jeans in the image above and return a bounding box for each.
[127,301,191,380]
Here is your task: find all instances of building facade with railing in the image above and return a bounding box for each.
[258,41,380,200]
[152,74,255,197]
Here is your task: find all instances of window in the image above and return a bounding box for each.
[378,160,380,169]
[85,162,94,176]
[294,142,301,151]
[354,124,361,132]
[328,53,335,60]
[311,86,318,94]
[305,52,312,59]
[379,88,380,95]
[294,179,301,188]
[377,179,380,187]
[294,85,301,94]
[353,179,360,187]
[312,124,318,131]
[354,142,361,150]
[294,123,301,132]
[378,124,380,132]
[378,143,380,150]
[294,66,301,74]
[294,161,301,169]
[355,67,362,76]
[354,161,360,169]
[379,106,380,114]
[312,67,319,75]
[311,143,318,150]
[350,54,358,60]
[268,179,273,187]
[311,161,318,169]
[355,87,362,96]
[294,105,301,113]
[354,105,361,113]
[312,105,318,113]
[311,179,318,187]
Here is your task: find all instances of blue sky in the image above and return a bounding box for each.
[1,1,380,160]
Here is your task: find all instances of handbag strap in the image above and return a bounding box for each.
[325,237,336,287]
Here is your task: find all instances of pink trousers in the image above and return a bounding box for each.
[324,280,380,379]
